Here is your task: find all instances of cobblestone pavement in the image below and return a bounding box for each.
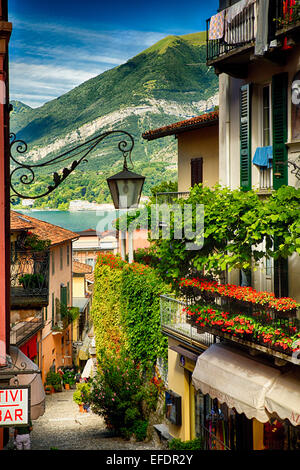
[22,390,162,451]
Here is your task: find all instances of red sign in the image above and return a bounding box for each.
[0,386,30,426]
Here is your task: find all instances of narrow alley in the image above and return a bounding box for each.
[6,390,161,451]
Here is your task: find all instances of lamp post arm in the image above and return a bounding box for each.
[10,129,135,201]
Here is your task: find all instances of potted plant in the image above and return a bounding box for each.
[63,369,76,390]
[45,371,62,392]
[19,273,44,289]
[73,383,91,412]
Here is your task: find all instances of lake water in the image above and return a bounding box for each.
[17,209,121,233]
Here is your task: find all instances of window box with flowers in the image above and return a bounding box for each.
[180,277,300,358]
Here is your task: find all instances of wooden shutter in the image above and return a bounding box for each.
[191,157,203,187]
[240,84,252,191]
[272,72,288,189]
[60,285,67,307]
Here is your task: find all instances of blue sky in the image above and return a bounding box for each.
[8,0,219,108]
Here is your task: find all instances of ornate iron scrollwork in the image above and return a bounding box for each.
[287,156,300,181]
[10,130,135,201]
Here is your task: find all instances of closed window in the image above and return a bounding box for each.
[191,158,203,187]
[60,247,63,270]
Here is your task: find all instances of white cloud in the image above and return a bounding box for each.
[9,14,168,107]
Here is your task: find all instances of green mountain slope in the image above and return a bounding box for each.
[10,32,218,208]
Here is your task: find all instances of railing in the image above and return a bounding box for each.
[10,315,43,346]
[274,0,300,33]
[11,249,50,308]
[180,279,300,360]
[160,294,215,348]
[206,0,257,63]
[259,167,273,191]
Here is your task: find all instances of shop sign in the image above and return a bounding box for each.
[0,386,30,426]
[179,354,195,372]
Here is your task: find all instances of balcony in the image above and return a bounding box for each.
[10,314,43,347]
[160,294,216,349]
[11,249,50,309]
[206,0,257,76]
[206,0,300,76]
[180,277,300,364]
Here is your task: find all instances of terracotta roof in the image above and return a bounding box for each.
[85,272,94,284]
[10,212,33,231]
[76,229,98,237]
[11,211,78,246]
[142,110,219,141]
[73,260,93,274]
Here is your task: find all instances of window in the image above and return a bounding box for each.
[52,292,55,326]
[191,158,203,187]
[85,258,95,269]
[67,244,70,267]
[51,251,55,275]
[60,246,63,270]
[259,85,273,190]
[67,281,70,306]
[291,71,300,141]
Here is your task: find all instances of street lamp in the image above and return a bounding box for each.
[106,162,145,210]
[106,147,145,262]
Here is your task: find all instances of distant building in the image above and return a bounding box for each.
[73,229,118,269]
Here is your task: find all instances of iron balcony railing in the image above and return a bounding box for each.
[10,314,43,346]
[206,0,257,63]
[180,282,300,361]
[11,249,50,309]
[160,294,215,348]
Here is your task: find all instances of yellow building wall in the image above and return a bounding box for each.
[167,337,192,441]
[73,275,85,297]
[177,125,219,193]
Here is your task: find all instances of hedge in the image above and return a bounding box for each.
[91,253,172,367]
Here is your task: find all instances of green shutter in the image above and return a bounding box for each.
[272,72,288,189]
[240,84,252,191]
[60,285,67,307]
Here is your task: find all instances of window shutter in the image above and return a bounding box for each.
[191,157,203,187]
[60,285,67,307]
[272,72,288,189]
[240,84,252,191]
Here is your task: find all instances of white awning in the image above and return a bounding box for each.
[9,346,45,420]
[265,369,300,427]
[81,358,97,379]
[192,343,281,423]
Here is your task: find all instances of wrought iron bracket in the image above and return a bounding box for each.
[10,130,135,201]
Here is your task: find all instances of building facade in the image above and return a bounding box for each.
[146,0,300,451]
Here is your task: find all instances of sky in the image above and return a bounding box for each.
[8,0,219,108]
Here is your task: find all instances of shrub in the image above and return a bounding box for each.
[168,437,204,450]
[45,371,61,386]
[89,349,155,440]
[72,383,91,405]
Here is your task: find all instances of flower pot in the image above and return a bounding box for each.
[64,383,70,390]
[79,404,84,413]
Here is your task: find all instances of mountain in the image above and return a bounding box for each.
[10,32,218,209]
